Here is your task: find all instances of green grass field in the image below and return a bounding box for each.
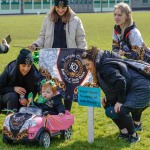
[0,12,150,150]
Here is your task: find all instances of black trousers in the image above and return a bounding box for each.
[64,100,72,111]
[104,101,148,135]
[131,107,148,121]
[0,92,19,111]
[112,106,135,135]
[112,106,148,135]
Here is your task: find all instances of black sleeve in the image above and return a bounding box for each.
[100,64,127,104]
[54,96,65,114]
[0,69,14,94]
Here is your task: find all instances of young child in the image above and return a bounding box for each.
[26,80,65,116]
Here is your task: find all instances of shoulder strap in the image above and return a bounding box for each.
[123,59,150,79]
[106,58,150,79]
[123,23,136,44]
[114,23,136,44]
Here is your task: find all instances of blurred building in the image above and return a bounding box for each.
[0,0,149,14]
[131,0,150,10]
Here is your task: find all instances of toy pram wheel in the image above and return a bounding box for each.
[39,132,50,148]
[2,134,13,144]
[61,126,72,140]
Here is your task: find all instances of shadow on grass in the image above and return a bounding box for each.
[0,133,131,150]
[55,134,131,150]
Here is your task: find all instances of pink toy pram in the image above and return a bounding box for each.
[2,106,74,148]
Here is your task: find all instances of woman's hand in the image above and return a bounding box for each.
[101,96,107,107]
[19,99,28,106]
[114,102,122,113]
[28,44,37,51]
[14,86,26,95]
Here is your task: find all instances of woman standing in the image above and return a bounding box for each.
[82,47,150,143]
[29,0,87,111]
[0,49,43,112]
[29,0,87,50]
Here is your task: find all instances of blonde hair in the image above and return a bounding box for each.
[114,2,133,35]
[50,6,71,23]
[42,81,57,94]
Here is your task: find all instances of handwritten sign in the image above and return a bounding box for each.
[78,86,101,108]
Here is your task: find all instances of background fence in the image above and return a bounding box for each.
[0,0,130,14]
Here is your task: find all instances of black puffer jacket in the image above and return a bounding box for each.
[95,50,150,108]
[95,50,123,103]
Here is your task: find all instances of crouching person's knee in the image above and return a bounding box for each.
[3,92,19,110]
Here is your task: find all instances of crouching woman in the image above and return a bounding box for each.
[81,47,150,143]
[0,49,43,112]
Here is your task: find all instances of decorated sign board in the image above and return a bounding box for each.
[39,48,93,102]
[78,86,101,108]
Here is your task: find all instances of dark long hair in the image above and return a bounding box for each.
[50,6,72,23]
[82,46,100,62]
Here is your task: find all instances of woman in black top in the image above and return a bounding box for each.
[82,47,150,143]
[0,49,43,112]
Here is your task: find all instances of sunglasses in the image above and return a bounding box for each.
[82,51,88,57]
[82,51,93,60]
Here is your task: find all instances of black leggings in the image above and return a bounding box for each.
[108,106,148,135]
[113,106,135,135]
[0,92,19,111]
[131,107,148,121]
